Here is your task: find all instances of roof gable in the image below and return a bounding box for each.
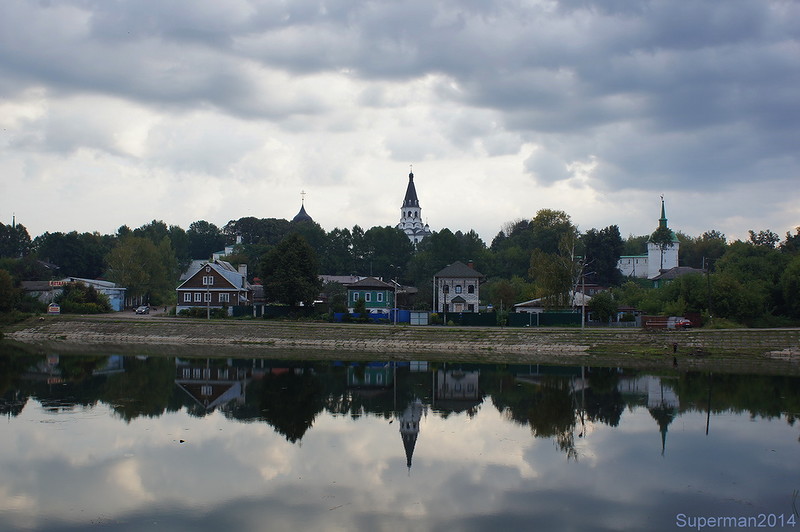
[347,276,394,289]
[435,261,484,278]
[176,261,242,290]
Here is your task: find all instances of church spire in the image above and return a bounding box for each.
[397,167,431,245]
[659,195,668,230]
[402,170,420,208]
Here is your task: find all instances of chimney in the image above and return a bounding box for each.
[238,264,248,278]
[467,260,474,269]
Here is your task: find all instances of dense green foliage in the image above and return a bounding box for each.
[0,209,797,326]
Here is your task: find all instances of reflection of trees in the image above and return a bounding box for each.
[102,357,177,422]
[256,370,325,443]
[672,372,800,426]
[492,375,579,459]
[585,368,624,427]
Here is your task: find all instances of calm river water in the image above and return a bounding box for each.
[1,348,799,531]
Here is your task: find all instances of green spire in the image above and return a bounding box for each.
[659,195,667,230]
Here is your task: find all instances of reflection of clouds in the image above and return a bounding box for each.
[1,396,799,530]
[107,458,154,504]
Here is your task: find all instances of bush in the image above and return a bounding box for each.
[178,307,228,319]
[429,313,442,325]
[55,282,110,314]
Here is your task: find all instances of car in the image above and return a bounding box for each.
[674,318,692,328]
[135,305,150,314]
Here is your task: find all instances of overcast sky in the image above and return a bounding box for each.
[1,0,798,244]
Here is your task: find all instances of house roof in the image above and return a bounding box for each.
[450,295,467,303]
[435,261,484,278]
[319,275,365,286]
[514,291,592,308]
[347,276,394,289]
[176,260,249,290]
[651,266,705,280]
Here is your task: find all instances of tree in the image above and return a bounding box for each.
[588,291,618,323]
[649,224,675,273]
[321,227,354,275]
[679,230,728,269]
[55,282,111,313]
[353,297,367,315]
[748,229,780,248]
[105,236,175,305]
[32,231,113,279]
[780,255,800,318]
[0,269,18,312]
[360,226,414,281]
[529,229,581,308]
[260,234,321,306]
[187,220,227,260]
[0,223,31,258]
[582,225,624,285]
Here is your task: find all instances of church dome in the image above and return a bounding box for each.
[292,203,313,223]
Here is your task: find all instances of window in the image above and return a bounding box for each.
[201,385,212,396]
[468,304,475,312]
[455,285,462,294]
[365,293,371,302]
[352,292,359,301]
[219,293,230,303]
[468,285,475,294]
[184,293,192,302]
[443,285,449,293]
[377,292,384,302]
[194,293,202,302]
[204,292,211,302]
[203,275,214,286]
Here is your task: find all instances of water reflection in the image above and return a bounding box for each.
[1,347,799,531]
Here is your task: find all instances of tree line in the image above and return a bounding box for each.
[1,212,799,326]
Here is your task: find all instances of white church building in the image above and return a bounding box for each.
[397,169,432,246]
[617,198,680,279]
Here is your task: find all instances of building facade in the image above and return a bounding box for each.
[346,277,396,313]
[175,260,252,315]
[434,261,483,313]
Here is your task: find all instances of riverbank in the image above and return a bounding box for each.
[3,314,800,374]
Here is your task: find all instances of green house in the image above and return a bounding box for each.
[347,277,396,312]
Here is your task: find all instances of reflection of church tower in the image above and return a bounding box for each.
[397,169,432,246]
[399,399,425,470]
[647,378,680,456]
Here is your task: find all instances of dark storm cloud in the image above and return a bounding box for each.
[1,0,797,194]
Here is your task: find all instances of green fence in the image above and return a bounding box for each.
[507,311,581,327]
[446,312,499,326]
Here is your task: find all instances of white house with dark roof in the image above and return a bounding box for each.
[433,261,483,313]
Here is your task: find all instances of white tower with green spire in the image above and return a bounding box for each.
[646,196,680,279]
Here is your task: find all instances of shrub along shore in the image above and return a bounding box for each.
[3,315,800,375]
